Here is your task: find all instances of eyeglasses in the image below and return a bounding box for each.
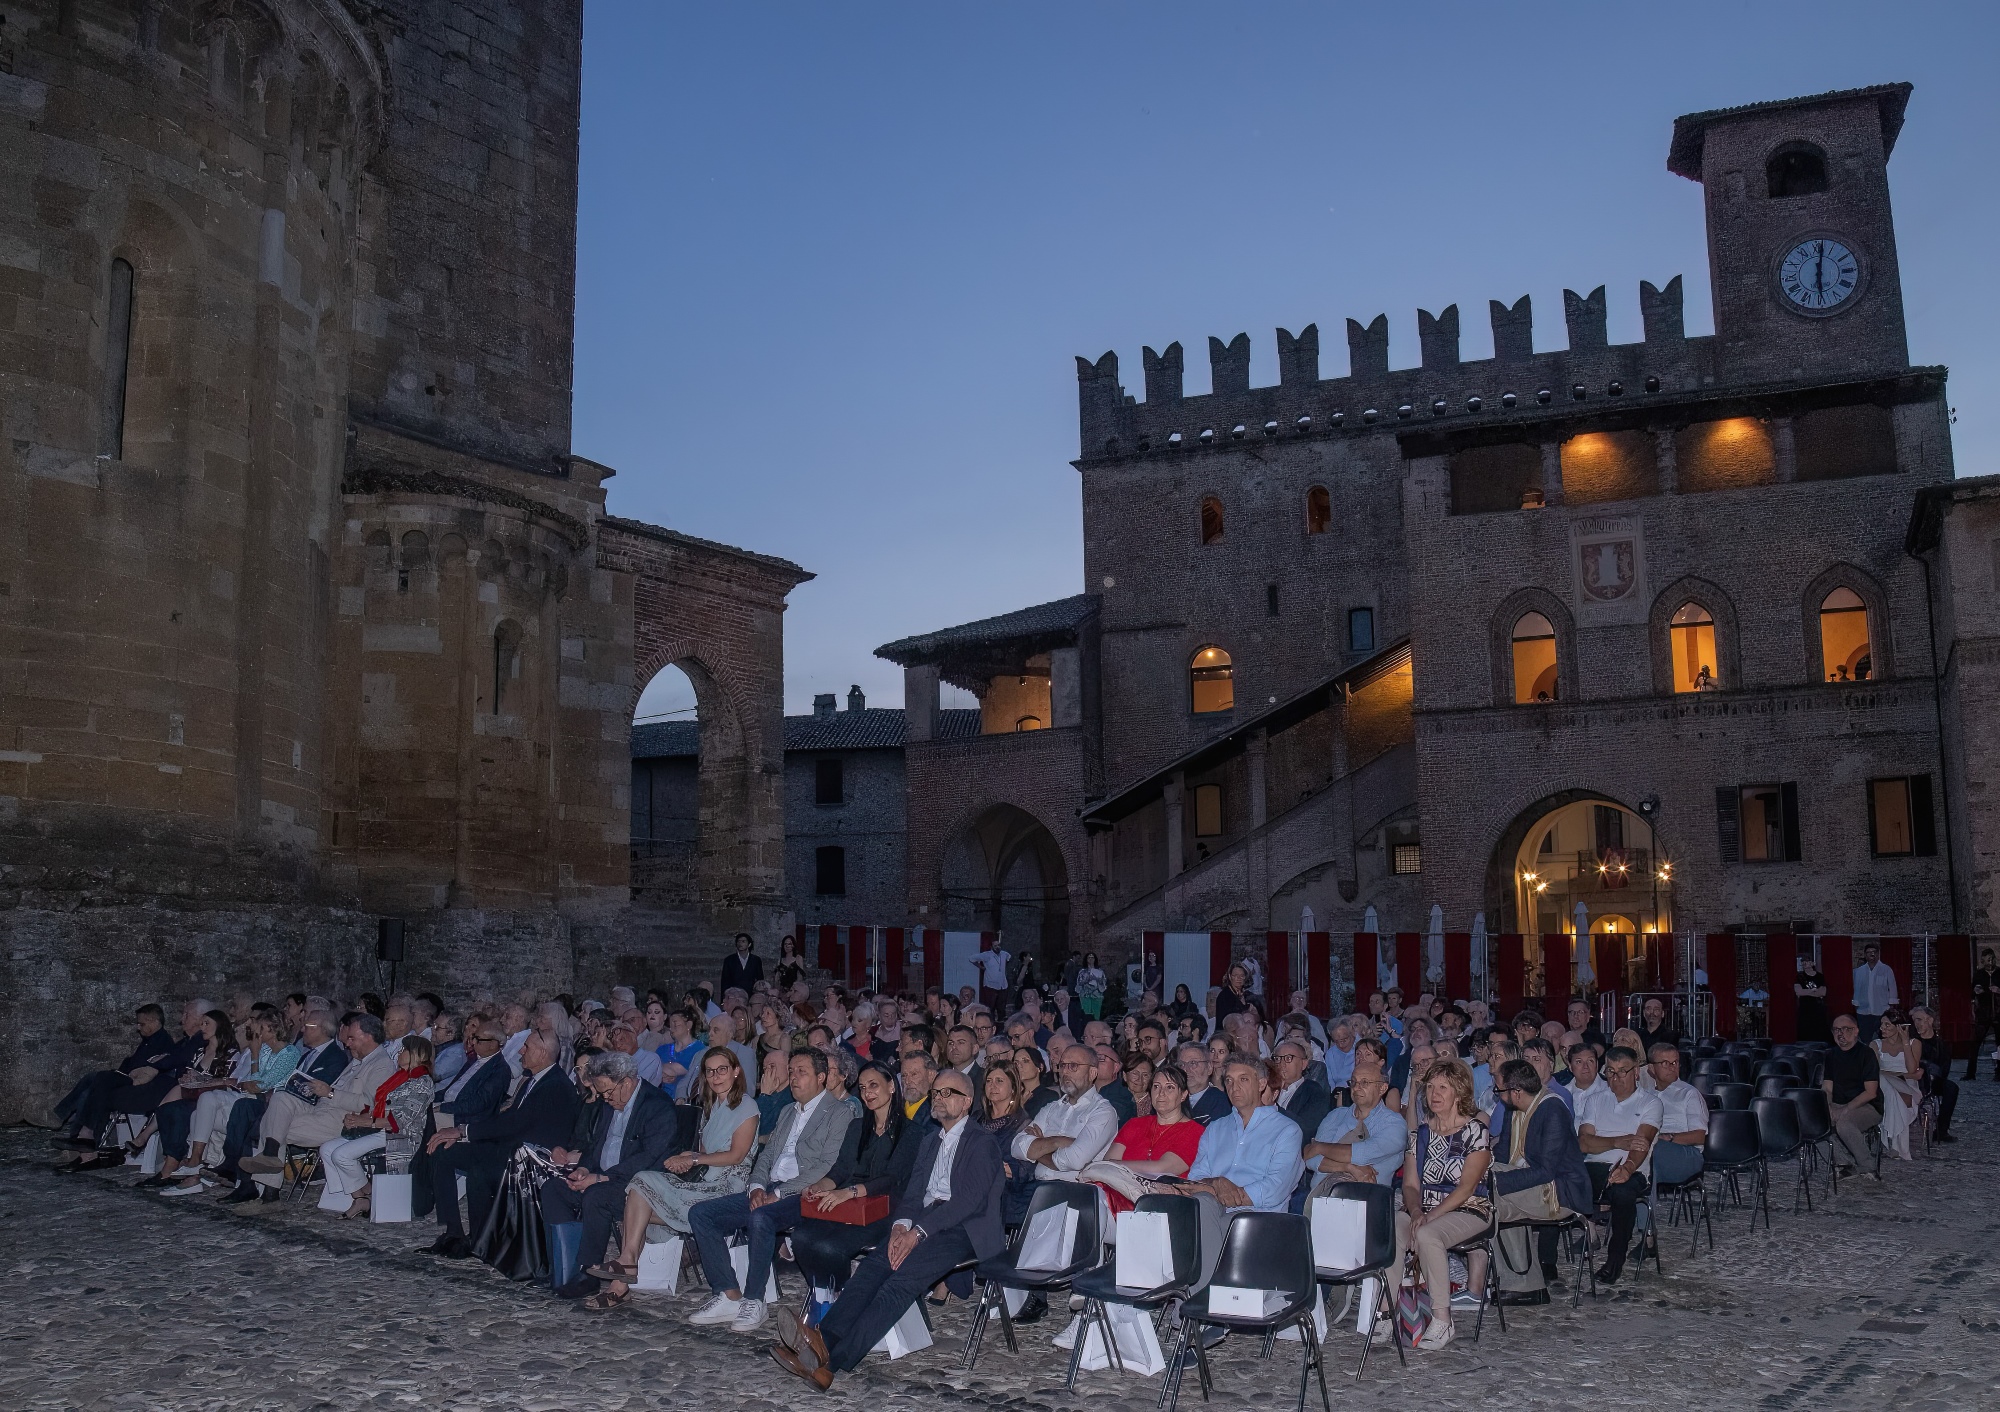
[1604,1066,1637,1079]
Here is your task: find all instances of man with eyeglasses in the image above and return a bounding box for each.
[1574,1046,1661,1285]
[1009,1045,1119,1323]
[408,1015,512,1220]
[1489,1058,1591,1305]
[1644,1044,1707,1188]
[1822,1014,1882,1180]
[772,1072,1003,1389]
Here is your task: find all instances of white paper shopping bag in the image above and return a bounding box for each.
[1309,1194,1369,1270]
[636,1237,683,1292]
[1113,1209,1174,1290]
[370,1173,414,1223]
[872,1300,933,1359]
[728,1241,782,1302]
[1077,1304,1167,1376]
[1017,1203,1079,1272]
[1274,1288,1328,1343]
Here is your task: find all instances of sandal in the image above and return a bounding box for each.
[341,1196,372,1220]
[586,1260,639,1282]
[580,1287,631,1312]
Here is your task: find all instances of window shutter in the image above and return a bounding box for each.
[1780,782,1803,862]
[1865,777,1880,856]
[1911,773,1937,857]
[1714,785,1740,864]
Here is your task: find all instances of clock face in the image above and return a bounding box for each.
[1778,238,1861,313]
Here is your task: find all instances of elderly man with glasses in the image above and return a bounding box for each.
[1574,1046,1661,1286]
[1822,1014,1883,1180]
[1489,1058,1591,1305]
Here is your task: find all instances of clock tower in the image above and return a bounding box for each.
[1669,84,1912,385]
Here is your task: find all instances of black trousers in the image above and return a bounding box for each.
[1964,1013,1997,1079]
[1588,1164,1649,1277]
[819,1227,975,1373]
[1927,1068,1960,1135]
[538,1172,629,1274]
[791,1213,895,1289]
[432,1141,515,1239]
[57,1071,159,1139]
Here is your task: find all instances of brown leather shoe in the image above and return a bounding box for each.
[769,1343,832,1390]
[775,1306,829,1369]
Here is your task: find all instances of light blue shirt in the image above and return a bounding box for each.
[1308,1103,1408,1185]
[598,1094,635,1171]
[1323,1043,1357,1088]
[1188,1105,1304,1211]
[1471,1063,1493,1113]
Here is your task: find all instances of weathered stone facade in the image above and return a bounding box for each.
[0,1,805,1121]
[889,83,1995,979]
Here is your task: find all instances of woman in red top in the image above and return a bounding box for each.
[1092,1061,1204,1214]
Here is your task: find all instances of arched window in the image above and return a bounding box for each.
[1767,142,1828,198]
[1190,646,1233,714]
[492,620,523,714]
[1669,602,1719,693]
[99,258,134,459]
[1305,485,1331,535]
[1819,587,1871,682]
[1199,496,1224,545]
[398,530,429,592]
[1014,715,1043,732]
[1511,612,1558,703]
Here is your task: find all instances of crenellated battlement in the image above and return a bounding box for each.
[1075,278,1715,462]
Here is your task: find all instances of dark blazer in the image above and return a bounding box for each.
[828,1108,931,1199]
[120,1030,183,1076]
[301,1042,351,1085]
[438,1054,511,1124]
[461,1064,582,1150]
[1280,1078,1332,1148]
[576,1081,684,1183]
[1050,1000,1089,1039]
[1492,1092,1593,1216]
[1100,1080,1138,1125]
[894,1120,1008,1261]
[1188,1086,1232,1124]
[721,952,763,995]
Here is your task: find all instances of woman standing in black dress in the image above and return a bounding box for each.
[1794,951,1831,1043]
[774,934,806,993]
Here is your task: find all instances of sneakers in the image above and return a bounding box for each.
[731,1298,769,1333]
[1416,1317,1455,1351]
[159,1180,206,1198]
[1449,1288,1484,1310]
[689,1294,743,1326]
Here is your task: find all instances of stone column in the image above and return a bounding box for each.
[1163,771,1186,881]
[904,664,940,742]
[1540,442,1565,507]
[1246,729,1269,829]
[1050,646,1082,729]
[1772,417,1797,483]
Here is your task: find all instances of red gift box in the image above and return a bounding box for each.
[803,1193,892,1225]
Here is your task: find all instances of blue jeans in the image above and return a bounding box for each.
[690,1189,802,1298]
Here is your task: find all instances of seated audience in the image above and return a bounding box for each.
[1093,1044,1137,1124]
[1645,1043,1707,1186]
[540,1050,685,1299]
[686,1049,857,1332]
[1183,1058,1304,1220]
[238,1012,396,1189]
[1822,1013,1883,1180]
[1909,1006,1957,1143]
[583,1047,761,1309]
[319,1035,435,1217]
[53,1001,206,1165]
[768,1071,1000,1391]
[1305,1064,1406,1195]
[898,1049,937,1125]
[1177,1042,1231,1123]
[785,1062,930,1305]
[1488,1058,1590,1306]
[1088,1061,1204,1209]
[1012,1046,1119,1184]
[1390,1057,1492,1351]
[1575,1045,1661,1285]
[424,1029,580,1257]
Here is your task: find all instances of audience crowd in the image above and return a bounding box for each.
[49,942,1965,1386]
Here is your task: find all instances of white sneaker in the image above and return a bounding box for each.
[1416,1317,1455,1351]
[688,1294,742,1326]
[159,1181,206,1198]
[731,1297,769,1332]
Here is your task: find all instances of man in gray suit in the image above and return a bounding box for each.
[687,1048,856,1332]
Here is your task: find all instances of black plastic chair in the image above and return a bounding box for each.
[1166,1211,1329,1412]
[1703,1109,1768,1233]
[1444,1207,1500,1342]
[1064,1193,1201,1389]
[1753,1060,1794,1082]
[962,1180,1103,1369]
[1724,1055,1755,1086]
[1690,1075,1726,1107]
[1712,1082,1753,1112]
[1785,1086,1840,1196]
[1307,1183,1402,1377]
[1754,1075,1793,1100]
[1693,1058,1733,1080]
[1752,1095,1813,1214]
[1652,1148,1712,1256]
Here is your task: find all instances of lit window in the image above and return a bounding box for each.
[1670,602,1719,693]
[1306,485,1331,535]
[1190,646,1233,714]
[1193,783,1222,837]
[1819,587,1871,682]
[1014,715,1043,732]
[1737,783,1799,863]
[1393,843,1422,875]
[1200,496,1224,545]
[1869,775,1935,857]
[1511,612,1558,703]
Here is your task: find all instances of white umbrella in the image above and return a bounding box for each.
[1426,904,1445,985]
[1469,914,1488,980]
[1362,905,1379,934]
[1300,905,1315,933]
[1573,903,1595,985]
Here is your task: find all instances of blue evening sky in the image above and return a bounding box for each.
[577,2,2000,723]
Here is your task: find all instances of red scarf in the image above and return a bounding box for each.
[371,1066,429,1131]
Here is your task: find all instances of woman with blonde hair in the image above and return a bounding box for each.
[1390,1055,1492,1352]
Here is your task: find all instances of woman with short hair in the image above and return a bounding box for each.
[320,1034,435,1218]
[1390,1057,1492,1351]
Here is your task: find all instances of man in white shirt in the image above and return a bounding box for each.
[1852,942,1898,1044]
[1560,1043,1604,1109]
[1012,1047,1118,1181]
[1576,1045,1662,1285]
[974,945,1012,1010]
[1644,1044,1707,1187]
[498,1004,533,1078]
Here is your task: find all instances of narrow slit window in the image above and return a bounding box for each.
[1306,485,1332,535]
[492,621,522,714]
[100,258,135,460]
[1200,496,1224,545]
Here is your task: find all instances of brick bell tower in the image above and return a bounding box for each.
[1669,83,1913,385]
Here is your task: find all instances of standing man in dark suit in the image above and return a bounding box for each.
[722,933,763,998]
[770,1069,1004,1389]
[1966,948,2000,1081]
[538,1051,684,1297]
[420,1029,577,1255]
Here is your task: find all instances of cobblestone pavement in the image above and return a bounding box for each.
[6,1087,2000,1412]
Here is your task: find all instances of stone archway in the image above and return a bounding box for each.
[939,803,1072,979]
[1485,789,1673,937]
